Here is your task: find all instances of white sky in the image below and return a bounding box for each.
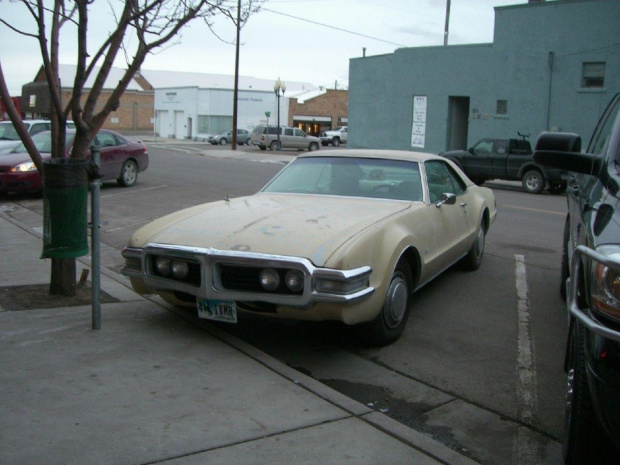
[0,0,521,95]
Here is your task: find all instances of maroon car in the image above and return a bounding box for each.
[0,129,149,195]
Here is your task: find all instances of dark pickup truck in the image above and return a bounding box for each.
[441,137,568,194]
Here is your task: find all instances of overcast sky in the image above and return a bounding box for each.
[0,0,522,95]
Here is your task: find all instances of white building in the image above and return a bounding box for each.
[146,70,318,140]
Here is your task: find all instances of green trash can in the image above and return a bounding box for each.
[42,159,90,259]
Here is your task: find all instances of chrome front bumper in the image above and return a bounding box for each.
[121,243,375,308]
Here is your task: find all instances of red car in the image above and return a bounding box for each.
[0,129,149,195]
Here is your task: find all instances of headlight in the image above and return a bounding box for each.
[10,161,37,173]
[155,257,171,276]
[285,270,304,292]
[591,246,620,323]
[260,268,280,291]
[171,260,189,279]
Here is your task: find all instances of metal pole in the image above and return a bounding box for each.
[90,145,101,330]
[444,0,451,46]
[232,0,241,150]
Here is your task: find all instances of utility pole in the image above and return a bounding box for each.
[444,0,451,46]
[232,0,241,150]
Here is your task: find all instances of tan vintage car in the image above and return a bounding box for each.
[121,150,497,346]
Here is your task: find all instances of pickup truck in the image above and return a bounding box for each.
[320,126,347,147]
[440,137,568,194]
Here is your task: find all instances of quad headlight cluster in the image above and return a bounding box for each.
[150,256,200,286]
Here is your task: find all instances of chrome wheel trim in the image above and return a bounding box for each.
[383,274,408,329]
[123,161,137,185]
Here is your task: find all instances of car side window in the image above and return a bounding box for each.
[473,140,493,154]
[495,140,509,154]
[95,132,119,147]
[294,129,305,137]
[30,123,50,136]
[425,160,466,203]
[285,128,294,136]
[588,95,620,159]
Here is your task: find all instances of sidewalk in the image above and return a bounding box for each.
[0,207,478,464]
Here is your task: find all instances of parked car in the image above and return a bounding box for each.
[533,93,620,463]
[441,136,568,194]
[320,126,348,146]
[0,119,52,155]
[250,125,321,152]
[208,129,250,145]
[0,129,149,195]
[121,149,496,346]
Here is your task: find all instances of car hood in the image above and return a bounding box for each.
[0,151,50,165]
[130,193,413,266]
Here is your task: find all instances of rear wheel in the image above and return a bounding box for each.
[270,140,281,151]
[522,169,545,194]
[355,260,412,346]
[117,159,138,187]
[332,138,340,147]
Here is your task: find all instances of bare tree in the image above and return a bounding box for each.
[0,0,259,296]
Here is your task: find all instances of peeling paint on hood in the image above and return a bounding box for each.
[135,193,412,266]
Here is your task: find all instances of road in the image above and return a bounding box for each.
[2,141,568,464]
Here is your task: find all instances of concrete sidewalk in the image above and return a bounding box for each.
[0,208,478,465]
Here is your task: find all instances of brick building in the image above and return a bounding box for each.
[21,65,154,132]
[289,89,348,137]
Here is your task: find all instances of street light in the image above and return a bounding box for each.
[274,77,286,150]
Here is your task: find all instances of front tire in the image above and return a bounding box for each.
[563,323,619,464]
[460,220,486,270]
[522,170,545,194]
[308,142,319,151]
[355,261,412,346]
[117,159,138,187]
[219,138,227,145]
[560,214,570,300]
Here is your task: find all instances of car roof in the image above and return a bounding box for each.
[297,149,445,163]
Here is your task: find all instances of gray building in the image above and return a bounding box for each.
[348,0,619,153]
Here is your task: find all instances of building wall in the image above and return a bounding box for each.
[288,89,348,136]
[348,0,620,153]
[154,87,287,139]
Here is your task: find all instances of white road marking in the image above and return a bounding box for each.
[513,254,540,464]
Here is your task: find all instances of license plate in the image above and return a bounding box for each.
[197,299,237,323]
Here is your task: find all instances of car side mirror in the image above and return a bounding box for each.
[468,148,475,155]
[533,131,603,175]
[436,192,457,207]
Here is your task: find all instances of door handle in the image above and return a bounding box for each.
[459,202,467,207]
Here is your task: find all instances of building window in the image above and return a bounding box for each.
[582,62,605,88]
[496,100,508,115]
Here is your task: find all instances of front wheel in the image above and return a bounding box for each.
[219,138,227,145]
[117,159,138,187]
[563,323,619,464]
[522,170,545,194]
[355,261,412,346]
[308,142,319,151]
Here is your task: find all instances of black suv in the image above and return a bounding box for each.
[533,93,620,464]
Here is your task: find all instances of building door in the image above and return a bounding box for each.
[447,96,469,150]
[157,110,169,137]
[174,111,184,139]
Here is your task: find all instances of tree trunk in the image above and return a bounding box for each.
[49,258,77,296]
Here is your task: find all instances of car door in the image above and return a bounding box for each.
[463,139,494,178]
[94,131,124,180]
[424,160,473,271]
[282,127,295,149]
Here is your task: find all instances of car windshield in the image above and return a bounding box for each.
[0,122,20,141]
[8,131,74,154]
[262,156,423,201]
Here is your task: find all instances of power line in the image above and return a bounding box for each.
[260,7,407,48]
